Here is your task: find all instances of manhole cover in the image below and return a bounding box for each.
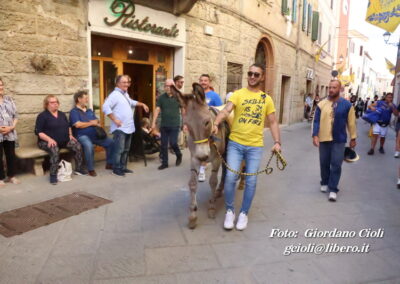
[0,192,112,237]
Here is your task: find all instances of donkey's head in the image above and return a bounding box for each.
[177,83,213,161]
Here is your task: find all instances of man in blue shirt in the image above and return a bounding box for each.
[199,74,223,107]
[367,93,398,155]
[103,75,149,177]
[70,91,114,177]
[198,74,223,181]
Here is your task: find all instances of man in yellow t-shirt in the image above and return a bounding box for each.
[213,63,282,231]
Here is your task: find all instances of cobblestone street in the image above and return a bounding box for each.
[0,120,399,284]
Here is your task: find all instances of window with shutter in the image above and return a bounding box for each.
[318,22,322,44]
[292,0,297,22]
[282,0,288,15]
[302,0,307,31]
[307,4,312,35]
[311,11,319,41]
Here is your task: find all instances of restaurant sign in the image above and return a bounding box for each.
[104,0,180,38]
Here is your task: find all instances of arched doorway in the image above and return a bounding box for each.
[254,37,275,96]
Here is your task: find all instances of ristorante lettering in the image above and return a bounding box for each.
[104,0,179,38]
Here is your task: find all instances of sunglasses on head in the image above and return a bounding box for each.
[247,71,261,78]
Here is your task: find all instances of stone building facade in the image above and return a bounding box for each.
[0,0,89,148]
[0,0,338,166]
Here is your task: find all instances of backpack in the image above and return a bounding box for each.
[57,160,72,182]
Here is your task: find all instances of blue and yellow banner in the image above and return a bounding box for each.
[365,0,400,32]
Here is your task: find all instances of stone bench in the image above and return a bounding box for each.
[16,144,69,176]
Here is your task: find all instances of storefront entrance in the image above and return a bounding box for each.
[91,34,174,127]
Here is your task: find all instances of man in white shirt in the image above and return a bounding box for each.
[103,75,149,177]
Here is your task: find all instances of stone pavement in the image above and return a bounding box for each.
[0,120,399,284]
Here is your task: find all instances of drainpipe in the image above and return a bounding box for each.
[291,0,302,125]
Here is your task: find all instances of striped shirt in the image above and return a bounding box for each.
[0,95,18,142]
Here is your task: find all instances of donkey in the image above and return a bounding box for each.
[177,83,229,229]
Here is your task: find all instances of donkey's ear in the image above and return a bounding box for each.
[174,89,190,108]
[192,83,206,104]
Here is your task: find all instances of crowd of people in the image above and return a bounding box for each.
[309,90,400,191]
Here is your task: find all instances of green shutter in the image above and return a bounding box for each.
[292,0,297,22]
[307,4,312,35]
[311,11,319,41]
[282,0,288,15]
[302,0,307,31]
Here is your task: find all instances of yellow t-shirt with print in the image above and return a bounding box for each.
[228,88,276,147]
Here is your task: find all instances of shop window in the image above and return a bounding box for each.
[127,47,149,61]
[92,39,113,58]
[226,63,242,94]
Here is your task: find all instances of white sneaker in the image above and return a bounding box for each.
[395,152,400,158]
[320,185,328,192]
[198,171,206,182]
[236,212,248,230]
[328,192,337,202]
[224,210,235,230]
[397,179,400,189]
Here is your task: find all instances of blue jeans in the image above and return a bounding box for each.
[112,130,132,172]
[224,140,264,214]
[319,142,345,193]
[78,135,114,171]
[160,126,181,166]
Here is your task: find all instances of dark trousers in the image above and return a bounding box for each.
[319,142,345,193]
[112,130,132,171]
[38,140,84,176]
[0,141,16,180]
[160,126,181,166]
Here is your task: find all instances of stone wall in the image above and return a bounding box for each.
[0,0,89,147]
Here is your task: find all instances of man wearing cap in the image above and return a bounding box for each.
[312,79,357,202]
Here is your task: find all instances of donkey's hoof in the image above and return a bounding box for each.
[208,208,216,219]
[188,217,197,229]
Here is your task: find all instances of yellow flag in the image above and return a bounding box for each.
[315,41,328,63]
[385,58,396,74]
[365,0,400,33]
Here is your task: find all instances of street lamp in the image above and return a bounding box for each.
[382,32,400,46]
[382,32,400,105]
[383,32,391,44]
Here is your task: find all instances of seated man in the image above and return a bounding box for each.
[70,91,114,176]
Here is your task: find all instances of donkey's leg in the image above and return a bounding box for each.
[188,157,200,229]
[208,159,221,218]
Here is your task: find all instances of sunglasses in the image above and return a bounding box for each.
[247,71,261,78]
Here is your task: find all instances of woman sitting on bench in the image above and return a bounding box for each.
[35,95,87,185]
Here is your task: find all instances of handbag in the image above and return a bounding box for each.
[78,109,107,140]
[94,126,107,140]
[57,160,72,182]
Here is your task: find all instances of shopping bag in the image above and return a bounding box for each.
[57,159,72,182]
